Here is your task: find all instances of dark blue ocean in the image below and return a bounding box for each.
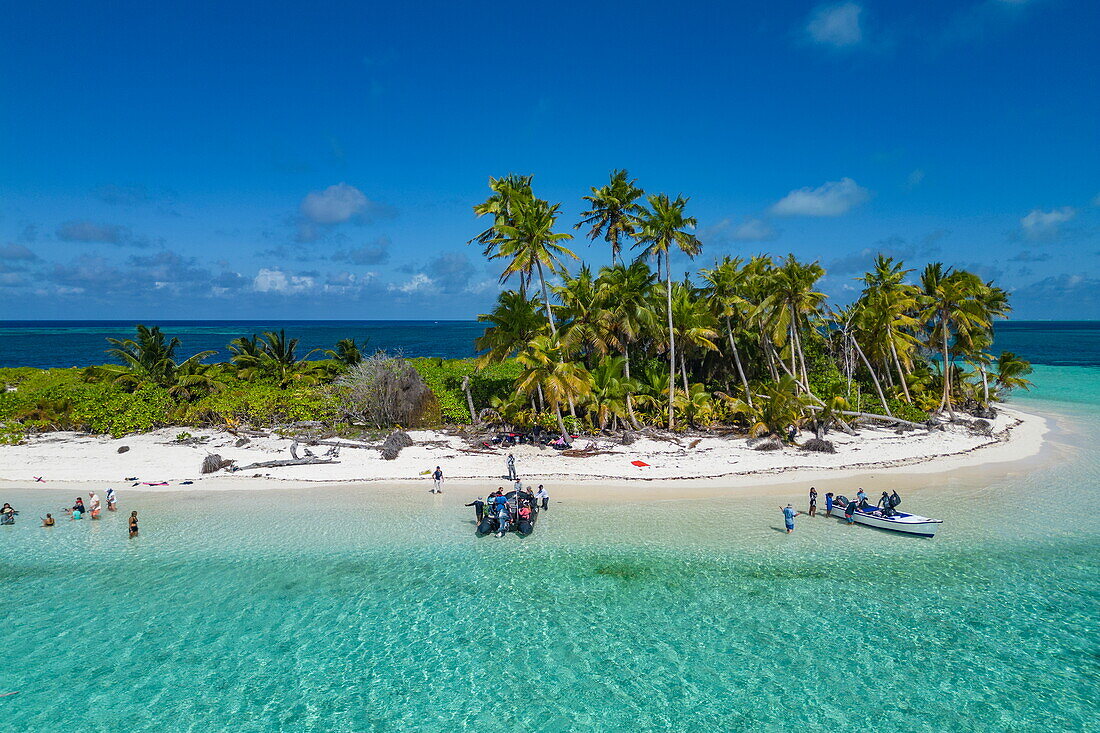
[0,319,1097,368]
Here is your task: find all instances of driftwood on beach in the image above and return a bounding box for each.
[230,457,339,471]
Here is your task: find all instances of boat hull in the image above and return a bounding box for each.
[850,511,942,537]
[835,498,942,537]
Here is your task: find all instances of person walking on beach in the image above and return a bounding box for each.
[106,487,117,512]
[808,487,818,517]
[128,511,139,538]
[824,492,834,518]
[431,466,444,494]
[536,485,549,511]
[506,453,518,481]
[465,497,485,522]
[781,504,800,533]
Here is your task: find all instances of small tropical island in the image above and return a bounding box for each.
[0,172,1038,485]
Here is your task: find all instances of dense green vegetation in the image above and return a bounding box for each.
[0,170,1034,445]
[468,171,1033,440]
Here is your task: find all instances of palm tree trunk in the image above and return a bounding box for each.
[536,384,546,413]
[535,260,557,334]
[623,350,642,430]
[725,316,752,407]
[680,354,690,394]
[940,319,954,417]
[665,253,676,430]
[555,404,569,442]
[979,364,989,404]
[461,375,477,424]
[852,335,893,418]
[890,341,912,403]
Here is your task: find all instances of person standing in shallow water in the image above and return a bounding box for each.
[128,511,139,538]
[464,497,485,522]
[781,504,800,533]
[535,485,549,510]
[431,466,443,494]
[808,487,818,517]
[825,492,834,518]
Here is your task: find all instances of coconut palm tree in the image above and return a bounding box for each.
[514,335,591,439]
[856,256,921,402]
[575,169,644,265]
[669,281,720,392]
[471,174,535,293]
[919,264,990,415]
[555,265,615,364]
[993,351,1033,396]
[475,290,547,366]
[596,260,658,428]
[104,325,216,392]
[755,255,826,393]
[632,193,702,428]
[490,194,578,334]
[701,256,753,404]
[583,356,638,430]
[325,338,366,367]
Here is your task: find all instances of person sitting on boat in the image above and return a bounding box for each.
[877,491,895,517]
[856,488,869,509]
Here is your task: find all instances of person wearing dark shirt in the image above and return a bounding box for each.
[808,487,818,517]
[825,492,834,518]
[465,497,485,522]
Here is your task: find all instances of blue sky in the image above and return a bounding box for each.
[1,0,1097,320]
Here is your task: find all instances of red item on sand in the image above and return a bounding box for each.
[631,460,650,467]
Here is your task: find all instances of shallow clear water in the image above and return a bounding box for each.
[0,357,1098,730]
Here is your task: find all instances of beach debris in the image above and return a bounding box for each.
[620,431,638,446]
[968,419,993,436]
[801,438,836,453]
[230,457,339,471]
[751,437,783,451]
[688,438,702,449]
[201,454,235,474]
[380,430,413,460]
[234,437,251,448]
[117,445,130,454]
[631,460,650,467]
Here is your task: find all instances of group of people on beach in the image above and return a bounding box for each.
[782,486,903,532]
[2,489,138,537]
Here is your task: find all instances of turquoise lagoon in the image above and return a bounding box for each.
[0,367,1097,731]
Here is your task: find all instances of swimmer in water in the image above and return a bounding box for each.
[42,514,55,527]
[128,511,139,538]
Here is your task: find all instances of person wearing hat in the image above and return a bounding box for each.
[464,496,486,522]
[780,504,800,533]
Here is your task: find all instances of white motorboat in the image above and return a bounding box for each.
[833,495,942,538]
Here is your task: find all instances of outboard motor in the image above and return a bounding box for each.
[476,515,495,536]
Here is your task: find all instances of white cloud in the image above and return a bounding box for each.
[770,177,871,217]
[300,183,368,224]
[252,268,316,294]
[389,273,433,294]
[1020,206,1075,241]
[731,217,777,241]
[806,2,863,48]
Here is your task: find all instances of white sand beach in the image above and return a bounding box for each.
[0,405,1047,492]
